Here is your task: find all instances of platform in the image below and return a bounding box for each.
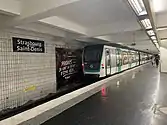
[2,64,167,125]
[42,65,167,125]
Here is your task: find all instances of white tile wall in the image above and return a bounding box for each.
[0,30,81,112]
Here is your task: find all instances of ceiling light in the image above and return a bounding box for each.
[155,42,158,46]
[153,40,158,43]
[147,30,155,36]
[128,0,147,16]
[155,43,159,49]
[156,45,159,49]
[141,19,152,29]
[151,36,156,40]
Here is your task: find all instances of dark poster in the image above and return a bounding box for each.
[56,48,83,89]
[12,37,45,53]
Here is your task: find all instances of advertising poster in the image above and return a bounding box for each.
[56,48,83,89]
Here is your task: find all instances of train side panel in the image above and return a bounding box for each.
[82,44,150,78]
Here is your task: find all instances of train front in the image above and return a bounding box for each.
[82,45,103,78]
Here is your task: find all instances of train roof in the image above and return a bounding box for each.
[84,44,153,55]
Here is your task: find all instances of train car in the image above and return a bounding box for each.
[140,52,151,64]
[82,44,150,78]
[140,52,145,64]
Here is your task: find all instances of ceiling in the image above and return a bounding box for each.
[54,0,138,28]
[0,0,161,53]
[97,30,149,44]
[153,0,167,13]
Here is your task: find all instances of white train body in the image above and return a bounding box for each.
[82,44,151,78]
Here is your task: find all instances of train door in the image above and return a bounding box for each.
[128,51,132,68]
[134,52,137,66]
[136,52,139,66]
[111,48,117,74]
[131,52,135,67]
[122,50,128,70]
[105,48,111,75]
[147,54,149,62]
[139,52,141,65]
[116,48,122,72]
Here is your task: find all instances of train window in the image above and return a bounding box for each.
[136,52,139,61]
[141,53,145,61]
[131,53,136,63]
[116,49,122,66]
[122,51,128,65]
[84,46,102,62]
[129,51,132,63]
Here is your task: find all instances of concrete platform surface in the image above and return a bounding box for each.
[43,65,167,125]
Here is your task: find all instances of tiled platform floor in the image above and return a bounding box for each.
[43,65,167,125]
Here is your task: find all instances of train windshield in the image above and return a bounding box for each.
[84,46,103,62]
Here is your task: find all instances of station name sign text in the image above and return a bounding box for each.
[12,37,45,53]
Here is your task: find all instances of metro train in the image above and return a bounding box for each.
[82,44,152,78]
